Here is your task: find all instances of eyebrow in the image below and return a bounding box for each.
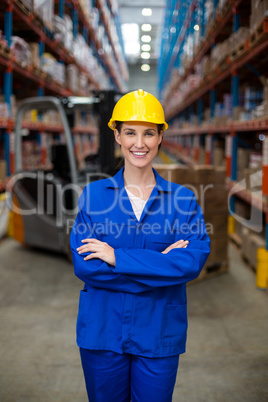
[123,128,156,133]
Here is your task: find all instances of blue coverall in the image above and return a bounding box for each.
[70,166,211,401]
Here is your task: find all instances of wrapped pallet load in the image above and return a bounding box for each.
[153,163,228,282]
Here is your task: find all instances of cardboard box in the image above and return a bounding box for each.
[244,167,262,190]
[29,42,40,68]
[0,160,6,181]
[204,211,228,230]
[202,187,229,214]
[213,147,225,167]
[206,235,228,264]
[153,164,188,184]
[215,166,226,184]
[154,164,227,189]
[237,148,250,170]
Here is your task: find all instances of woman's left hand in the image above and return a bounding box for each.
[77,239,115,266]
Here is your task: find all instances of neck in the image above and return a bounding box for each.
[123,162,156,188]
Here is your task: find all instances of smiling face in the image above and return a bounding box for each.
[114,121,163,169]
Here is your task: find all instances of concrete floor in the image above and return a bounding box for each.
[0,238,267,402]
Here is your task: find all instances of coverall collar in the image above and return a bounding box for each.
[105,166,172,193]
[105,166,172,223]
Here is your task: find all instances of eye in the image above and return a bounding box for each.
[126,131,135,135]
[145,132,155,136]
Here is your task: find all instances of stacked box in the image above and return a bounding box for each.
[250,0,268,31]
[29,42,40,69]
[0,103,9,119]
[260,77,268,115]
[153,164,229,268]
[66,64,79,92]
[0,161,6,181]
[54,62,65,85]
[198,147,206,164]
[244,167,262,191]
[152,164,188,184]
[233,106,245,120]
[244,87,263,115]
[213,147,225,166]
[34,0,54,31]
[211,40,229,70]
[216,0,229,13]
[21,0,33,10]
[237,148,250,181]
[228,27,250,54]
[11,36,31,67]
[202,56,211,76]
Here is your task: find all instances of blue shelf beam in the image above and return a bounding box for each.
[4,2,13,175]
[232,72,239,117]
[233,7,241,32]
[59,0,65,19]
[231,133,238,181]
[210,88,216,119]
[197,98,203,124]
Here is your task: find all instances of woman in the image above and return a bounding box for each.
[70,89,210,401]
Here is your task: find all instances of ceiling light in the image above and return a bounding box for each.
[141,24,152,32]
[142,8,152,16]
[141,52,150,59]
[141,64,150,72]
[141,35,151,43]
[121,23,140,56]
[141,44,151,51]
[124,42,140,55]
[194,24,199,31]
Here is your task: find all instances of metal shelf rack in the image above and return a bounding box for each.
[158,0,268,251]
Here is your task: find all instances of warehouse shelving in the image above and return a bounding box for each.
[96,0,128,83]
[0,0,128,182]
[158,0,268,262]
[164,26,268,119]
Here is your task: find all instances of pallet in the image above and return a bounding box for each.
[229,232,242,248]
[218,56,231,72]
[250,18,268,49]
[189,261,229,286]
[15,0,33,18]
[0,42,11,59]
[240,254,257,273]
[221,0,231,20]
[230,42,247,62]
[229,237,258,275]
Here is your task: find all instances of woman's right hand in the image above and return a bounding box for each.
[161,240,189,254]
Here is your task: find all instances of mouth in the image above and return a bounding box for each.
[130,151,149,158]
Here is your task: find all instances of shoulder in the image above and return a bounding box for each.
[82,176,112,195]
[159,176,196,200]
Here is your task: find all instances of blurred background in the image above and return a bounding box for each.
[0,0,268,401]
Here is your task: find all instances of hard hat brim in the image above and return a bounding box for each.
[108,118,168,131]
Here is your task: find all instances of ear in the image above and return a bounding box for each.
[158,131,164,145]
[114,129,121,145]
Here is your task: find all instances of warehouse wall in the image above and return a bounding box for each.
[127,64,158,96]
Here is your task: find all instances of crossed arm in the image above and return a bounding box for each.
[70,192,210,293]
[76,237,189,265]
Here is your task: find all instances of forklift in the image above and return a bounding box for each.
[8,91,122,259]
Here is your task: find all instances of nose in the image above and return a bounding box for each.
[135,134,145,149]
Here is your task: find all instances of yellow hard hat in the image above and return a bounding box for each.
[108,89,168,131]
